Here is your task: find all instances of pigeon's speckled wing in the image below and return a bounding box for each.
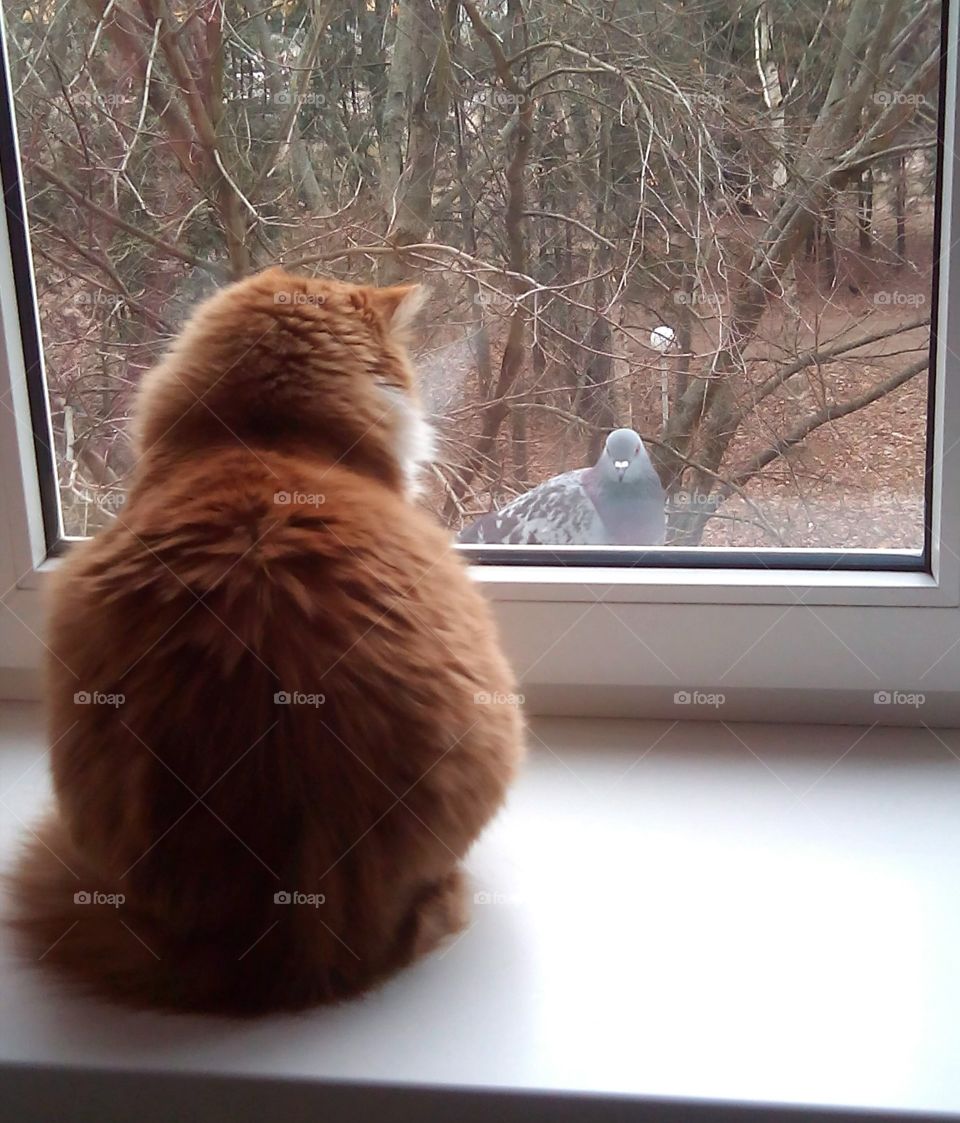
[458,470,605,545]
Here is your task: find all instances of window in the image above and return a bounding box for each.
[1,1,959,721]
[0,0,946,566]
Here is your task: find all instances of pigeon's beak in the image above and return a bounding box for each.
[614,459,629,482]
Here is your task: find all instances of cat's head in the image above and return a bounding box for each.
[134,268,433,495]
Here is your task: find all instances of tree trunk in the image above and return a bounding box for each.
[453,97,494,400]
[245,2,325,211]
[821,199,838,289]
[858,167,874,252]
[895,153,908,265]
[379,0,454,283]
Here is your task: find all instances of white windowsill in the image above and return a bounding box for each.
[2,701,960,1121]
[472,560,948,607]
[21,549,949,604]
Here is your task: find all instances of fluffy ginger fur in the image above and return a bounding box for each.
[8,268,524,1014]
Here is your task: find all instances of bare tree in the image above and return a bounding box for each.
[6,0,939,549]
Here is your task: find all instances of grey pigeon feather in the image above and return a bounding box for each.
[459,428,666,546]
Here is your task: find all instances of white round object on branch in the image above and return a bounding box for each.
[650,325,676,352]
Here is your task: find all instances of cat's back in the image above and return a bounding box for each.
[58,440,478,630]
[48,444,512,759]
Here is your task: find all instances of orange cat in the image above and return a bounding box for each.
[9,268,524,1014]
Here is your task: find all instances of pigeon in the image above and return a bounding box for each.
[458,428,666,546]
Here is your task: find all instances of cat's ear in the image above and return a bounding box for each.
[369,284,427,334]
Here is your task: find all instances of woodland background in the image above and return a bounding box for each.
[4,0,941,547]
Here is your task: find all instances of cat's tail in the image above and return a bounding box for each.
[5,811,174,1008]
[5,811,362,1014]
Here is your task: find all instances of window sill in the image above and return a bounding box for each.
[2,702,959,1121]
[472,560,948,607]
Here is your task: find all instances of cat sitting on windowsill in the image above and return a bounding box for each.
[9,268,525,1015]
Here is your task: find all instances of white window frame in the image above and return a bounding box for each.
[1,7,958,721]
